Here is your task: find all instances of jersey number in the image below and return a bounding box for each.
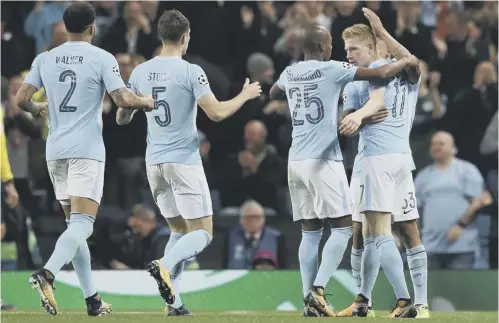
[391,79,407,118]
[288,84,324,126]
[59,70,77,112]
[152,87,171,127]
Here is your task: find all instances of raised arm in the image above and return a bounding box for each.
[353,56,416,81]
[363,7,421,84]
[198,78,261,122]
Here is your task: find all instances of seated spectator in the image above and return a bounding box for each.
[252,250,278,270]
[220,120,285,212]
[415,131,492,269]
[226,200,285,269]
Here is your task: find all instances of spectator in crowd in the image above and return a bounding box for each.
[437,9,493,101]
[48,21,68,50]
[221,120,285,212]
[226,200,285,269]
[102,53,147,208]
[198,131,221,214]
[393,1,436,65]
[1,19,32,78]
[415,131,491,269]
[252,250,278,270]
[92,1,119,44]
[24,1,68,54]
[441,61,498,174]
[99,1,160,59]
[410,60,446,171]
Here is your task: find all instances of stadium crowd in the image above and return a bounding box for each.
[0,1,497,276]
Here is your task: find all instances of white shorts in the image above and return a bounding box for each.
[288,159,353,222]
[47,159,105,204]
[146,163,213,220]
[350,176,363,223]
[359,153,419,222]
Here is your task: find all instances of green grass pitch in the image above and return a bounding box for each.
[2,310,498,323]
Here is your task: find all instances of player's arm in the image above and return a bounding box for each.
[102,54,154,111]
[269,83,286,100]
[339,88,385,136]
[198,78,261,122]
[353,56,417,81]
[116,73,141,125]
[15,83,47,117]
[363,8,420,84]
[16,54,47,118]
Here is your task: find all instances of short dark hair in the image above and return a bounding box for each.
[302,24,329,53]
[63,2,96,33]
[157,9,190,43]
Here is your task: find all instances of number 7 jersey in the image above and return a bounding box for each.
[23,42,126,162]
[128,56,212,166]
[276,60,358,161]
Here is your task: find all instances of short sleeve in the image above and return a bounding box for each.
[101,52,126,93]
[24,53,45,90]
[127,68,139,95]
[326,61,358,86]
[190,64,212,101]
[367,59,390,92]
[342,83,361,112]
[461,162,484,199]
[276,68,287,91]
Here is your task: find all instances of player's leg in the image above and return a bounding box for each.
[358,155,416,318]
[31,160,109,315]
[358,217,379,312]
[58,202,108,316]
[151,164,213,305]
[393,167,429,318]
[288,161,322,316]
[305,160,353,317]
[164,217,193,316]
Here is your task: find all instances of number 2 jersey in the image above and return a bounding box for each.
[24,41,126,162]
[276,60,358,161]
[128,56,212,166]
[359,59,420,157]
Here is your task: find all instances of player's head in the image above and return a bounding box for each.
[430,131,456,162]
[63,2,96,39]
[157,9,190,55]
[302,25,332,61]
[342,24,377,67]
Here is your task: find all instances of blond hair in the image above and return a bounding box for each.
[342,24,376,44]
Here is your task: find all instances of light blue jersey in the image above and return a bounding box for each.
[415,159,484,253]
[24,41,126,162]
[362,59,420,157]
[128,56,212,166]
[276,60,358,161]
[342,81,369,178]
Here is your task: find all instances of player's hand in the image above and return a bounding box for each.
[138,91,154,112]
[447,224,463,243]
[33,102,48,118]
[4,182,19,209]
[242,78,262,100]
[404,55,420,68]
[364,108,389,124]
[362,7,385,37]
[339,112,363,136]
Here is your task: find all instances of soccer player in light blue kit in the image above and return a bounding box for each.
[15,2,154,316]
[339,9,427,318]
[269,24,417,317]
[116,10,261,315]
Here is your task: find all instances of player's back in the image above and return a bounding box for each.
[129,57,203,166]
[34,42,121,162]
[277,60,358,161]
[362,59,417,157]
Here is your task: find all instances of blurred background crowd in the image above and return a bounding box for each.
[0,1,497,275]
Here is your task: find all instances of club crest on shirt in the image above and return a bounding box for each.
[197,74,209,86]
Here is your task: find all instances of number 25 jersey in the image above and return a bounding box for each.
[24,42,126,162]
[276,60,358,162]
